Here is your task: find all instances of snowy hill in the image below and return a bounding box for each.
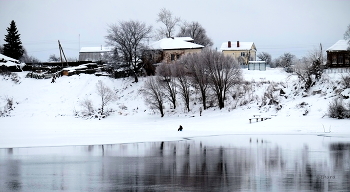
[1,68,350,148]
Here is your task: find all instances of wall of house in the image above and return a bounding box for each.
[222,50,256,64]
[162,48,202,63]
[79,52,112,62]
[327,51,350,67]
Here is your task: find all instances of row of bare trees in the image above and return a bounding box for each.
[105,8,213,83]
[142,49,242,117]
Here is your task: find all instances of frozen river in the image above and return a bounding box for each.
[1,134,350,191]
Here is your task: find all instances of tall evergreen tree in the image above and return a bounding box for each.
[3,20,24,60]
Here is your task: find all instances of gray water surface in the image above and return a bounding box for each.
[1,134,349,191]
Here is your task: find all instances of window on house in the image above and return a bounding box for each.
[171,54,175,61]
[177,54,181,59]
[339,54,343,64]
[332,55,337,64]
[241,52,245,57]
[345,54,349,65]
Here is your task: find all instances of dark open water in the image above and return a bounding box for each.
[1,134,350,191]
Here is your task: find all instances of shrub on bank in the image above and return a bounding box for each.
[328,98,350,119]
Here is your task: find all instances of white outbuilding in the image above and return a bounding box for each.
[79,46,113,62]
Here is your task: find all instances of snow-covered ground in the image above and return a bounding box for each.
[1,68,349,148]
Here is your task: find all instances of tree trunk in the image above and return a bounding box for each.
[217,94,225,110]
[200,88,207,110]
[101,98,104,115]
[160,109,164,117]
[186,97,190,112]
[134,75,138,83]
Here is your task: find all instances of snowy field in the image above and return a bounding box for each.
[1,68,350,148]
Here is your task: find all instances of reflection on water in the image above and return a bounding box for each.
[0,135,350,191]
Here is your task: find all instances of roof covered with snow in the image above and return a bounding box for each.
[173,37,194,42]
[220,41,256,51]
[149,37,204,50]
[326,40,349,51]
[0,53,26,67]
[79,47,113,53]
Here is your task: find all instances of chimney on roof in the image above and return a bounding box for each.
[237,41,240,47]
[101,45,102,50]
[228,41,231,48]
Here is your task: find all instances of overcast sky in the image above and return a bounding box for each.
[1,0,349,62]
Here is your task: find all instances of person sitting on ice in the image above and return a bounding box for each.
[178,125,183,131]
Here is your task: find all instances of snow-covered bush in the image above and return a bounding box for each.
[74,81,116,119]
[340,74,350,89]
[293,46,324,91]
[80,98,95,116]
[296,102,310,116]
[328,98,350,119]
[0,96,15,117]
[261,84,279,106]
[75,102,114,119]
[1,72,20,84]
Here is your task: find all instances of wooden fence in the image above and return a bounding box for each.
[324,68,350,74]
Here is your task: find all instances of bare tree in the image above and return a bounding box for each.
[278,52,296,68]
[237,56,245,65]
[106,20,152,82]
[203,49,242,109]
[156,8,181,39]
[293,44,324,90]
[48,54,60,62]
[308,43,324,81]
[177,21,213,47]
[80,98,94,116]
[96,80,115,115]
[156,63,177,109]
[21,49,41,63]
[257,52,272,65]
[173,61,191,112]
[344,24,350,40]
[271,57,280,68]
[344,23,350,50]
[143,77,165,117]
[0,44,4,54]
[293,58,313,91]
[182,52,210,110]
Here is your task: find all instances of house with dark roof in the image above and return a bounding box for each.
[220,41,257,64]
[326,40,350,67]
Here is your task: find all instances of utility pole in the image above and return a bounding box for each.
[58,40,68,67]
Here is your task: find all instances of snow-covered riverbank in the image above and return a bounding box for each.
[1,68,349,148]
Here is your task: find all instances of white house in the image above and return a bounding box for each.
[79,46,113,62]
[220,41,257,64]
[148,37,204,63]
